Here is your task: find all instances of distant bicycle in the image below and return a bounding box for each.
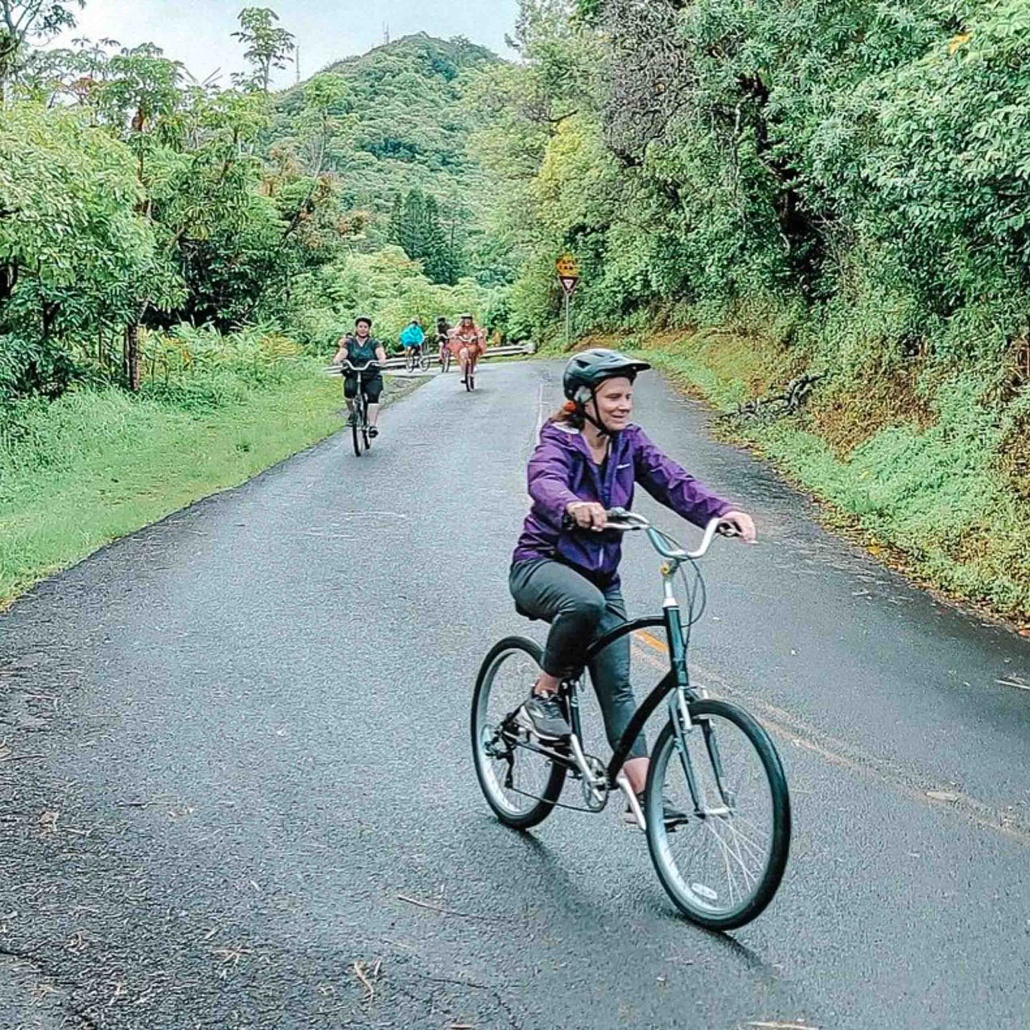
[405,344,430,374]
[437,335,452,373]
[471,509,791,930]
[340,359,380,457]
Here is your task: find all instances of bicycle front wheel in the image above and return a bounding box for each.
[351,411,364,457]
[471,636,566,829]
[645,699,790,930]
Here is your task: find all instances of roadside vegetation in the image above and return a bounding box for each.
[471,1,1030,624]
[0,340,341,606]
[0,5,498,603]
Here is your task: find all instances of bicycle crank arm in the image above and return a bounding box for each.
[500,731,580,771]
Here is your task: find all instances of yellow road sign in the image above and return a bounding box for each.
[555,254,580,278]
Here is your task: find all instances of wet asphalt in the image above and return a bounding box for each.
[0,361,1028,1029]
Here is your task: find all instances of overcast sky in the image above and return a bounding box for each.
[53,0,518,87]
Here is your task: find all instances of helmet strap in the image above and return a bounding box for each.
[580,389,612,437]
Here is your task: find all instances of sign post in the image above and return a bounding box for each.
[556,255,580,350]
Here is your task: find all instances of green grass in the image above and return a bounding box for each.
[0,364,349,606]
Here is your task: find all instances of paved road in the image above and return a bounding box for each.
[1,361,1028,1029]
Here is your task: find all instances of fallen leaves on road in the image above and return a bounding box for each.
[211,945,251,969]
[395,893,488,920]
[0,737,45,763]
[996,677,1029,691]
[746,1022,820,1030]
[353,959,382,1003]
[38,810,59,835]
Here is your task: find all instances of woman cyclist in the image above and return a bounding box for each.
[332,316,387,437]
[447,313,486,381]
[510,349,757,823]
[400,318,425,366]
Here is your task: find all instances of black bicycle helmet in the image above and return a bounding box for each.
[563,348,651,403]
[355,314,373,328]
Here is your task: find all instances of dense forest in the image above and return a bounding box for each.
[0,11,499,409]
[472,0,1029,616]
[0,0,1027,617]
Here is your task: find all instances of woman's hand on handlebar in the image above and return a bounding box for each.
[565,501,608,532]
[719,510,757,544]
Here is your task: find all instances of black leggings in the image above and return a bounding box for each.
[344,373,383,404]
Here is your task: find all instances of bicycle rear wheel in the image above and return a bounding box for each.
[645,698,790,930]
[418,351,430,372]
[441,350,451,373]
[471,636,566,829]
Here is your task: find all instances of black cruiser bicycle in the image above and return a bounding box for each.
[340,359,379,457]
[471,510,791,930]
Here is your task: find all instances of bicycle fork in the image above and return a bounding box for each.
[663,584,734,824]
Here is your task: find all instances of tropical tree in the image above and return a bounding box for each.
[0,0,82,85]
[232,6,295,93]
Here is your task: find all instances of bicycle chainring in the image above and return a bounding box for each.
[579,753,609,812]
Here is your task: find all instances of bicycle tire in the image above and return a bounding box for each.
[351,394,365,457]
[644,698,790,930]
[471,636,566,830]
[441,351,451,373]
[418,352,430,372]
[464,365,473,391]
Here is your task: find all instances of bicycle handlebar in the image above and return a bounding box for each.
[601,508,737,561]
[336,359,381,373]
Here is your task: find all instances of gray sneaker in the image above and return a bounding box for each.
[517,690,571,740]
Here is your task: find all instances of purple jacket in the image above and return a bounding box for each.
[512,421,733,583]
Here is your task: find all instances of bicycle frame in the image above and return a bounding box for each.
[556,513,734,828]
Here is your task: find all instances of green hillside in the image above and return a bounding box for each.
[272,33,497,248]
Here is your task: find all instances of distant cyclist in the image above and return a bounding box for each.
[510,349,756,822]
[447,313,486,381]
[332,316,387,437]
[400,318,425,363]
[435,315,451,366]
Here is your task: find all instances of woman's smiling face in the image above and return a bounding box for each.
[593,376,634,430]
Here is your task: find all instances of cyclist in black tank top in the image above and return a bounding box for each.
[333,315,387,435]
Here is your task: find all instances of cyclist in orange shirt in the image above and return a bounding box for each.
[447,313,486,382]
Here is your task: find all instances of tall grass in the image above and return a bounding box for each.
[0,326,343,606]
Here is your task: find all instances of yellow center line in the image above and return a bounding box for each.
[629,633,1030,846]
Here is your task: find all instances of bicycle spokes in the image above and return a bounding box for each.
[647,700,788,927]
